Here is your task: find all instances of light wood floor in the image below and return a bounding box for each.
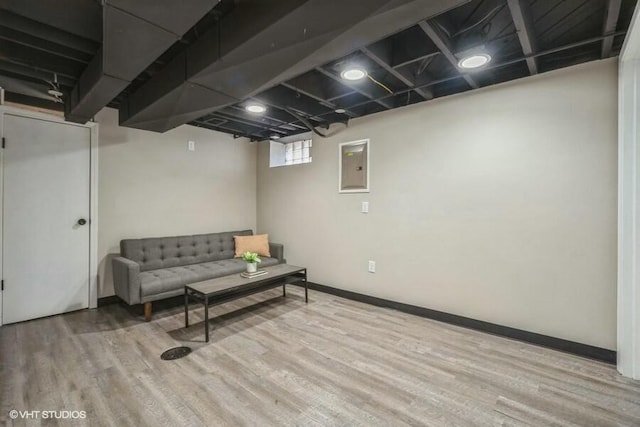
[1,287,640,426]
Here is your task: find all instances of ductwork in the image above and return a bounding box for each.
[119,0,469,132]
[65,0,217,123]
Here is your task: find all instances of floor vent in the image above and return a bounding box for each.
[161,346,192,360]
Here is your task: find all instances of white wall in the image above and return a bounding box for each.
[97,108,256,297]
[257,59,619,350]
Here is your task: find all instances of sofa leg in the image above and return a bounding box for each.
[144,302,152,322]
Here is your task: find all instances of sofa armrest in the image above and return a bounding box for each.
[112,257,141,305]
[269,242,285,264]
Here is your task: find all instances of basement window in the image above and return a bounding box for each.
[270,139,312,168]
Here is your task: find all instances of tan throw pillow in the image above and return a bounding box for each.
[234,234,271,258]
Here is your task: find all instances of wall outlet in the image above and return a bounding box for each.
[361,201,369,213]
[368,260,376,273]
[188,140,195,151]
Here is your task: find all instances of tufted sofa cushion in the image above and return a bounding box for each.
[139,257,280,297]
[121,230,252,272]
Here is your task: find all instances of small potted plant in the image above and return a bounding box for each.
[242,251,261,273]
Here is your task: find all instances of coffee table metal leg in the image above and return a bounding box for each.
[204,296,209,343]
[184,289,189,328]
[283,283,286,297]
[304,269,308,303]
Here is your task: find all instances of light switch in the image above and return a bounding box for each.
[361,201,369,213]
[188,140,195,151]
[368,260,376,273]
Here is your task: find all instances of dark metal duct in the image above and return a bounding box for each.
[65,0,218,123]
[119,0,470,133]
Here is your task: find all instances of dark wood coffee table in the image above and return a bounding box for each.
[184,264,307,342]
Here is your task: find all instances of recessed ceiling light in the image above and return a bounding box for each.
[335,108,346,114]
[246,103,266,113]
[340,67,368,81]
[458,53,491,70]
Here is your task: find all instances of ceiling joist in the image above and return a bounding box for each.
[392,51,440,69]
[1,0,636,141]
[601,0,622,58]
[315,66,394,110]
[507,0,538,75]
[417,20,480,89]
[280,82,359,119]
[360,46,433,100]
[0,9,98,55]
[225,105,309,132]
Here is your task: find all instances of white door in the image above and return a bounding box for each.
[2,113,91,324]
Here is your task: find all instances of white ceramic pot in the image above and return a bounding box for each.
[246,262,257,273]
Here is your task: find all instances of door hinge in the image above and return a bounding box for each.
[1,280,4,291]
[2,137,5,149]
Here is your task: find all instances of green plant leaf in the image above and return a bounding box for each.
[241,251,262,263]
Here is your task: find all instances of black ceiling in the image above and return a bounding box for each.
[0,0,637,141]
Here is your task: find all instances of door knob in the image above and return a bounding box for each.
[77,218,87,226]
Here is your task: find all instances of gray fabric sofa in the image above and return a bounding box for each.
[112,230,284,320]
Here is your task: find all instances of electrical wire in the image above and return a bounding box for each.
[367,75,393,94]
[435,21,452,39]
[452,4,504,38]
[417,55,435,75]
[284,108,329,138]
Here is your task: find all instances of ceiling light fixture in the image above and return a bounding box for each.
[270,134,281,140]
[245,103,266,113]
[458,53,492,70]
[335,108,346,114]
[340,67,368,81]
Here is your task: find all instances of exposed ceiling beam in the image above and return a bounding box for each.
[210,112,282,134]
[601,0,622,58]
[0,27,92,64]
[360,46,433,100]
[200,117,227,127]
[315,66,394,109]
[224,29,630,135]
[1,0,102,42]
[541,4,606,50]
[391,51,440,69]
[0,59,76,87]
[225,102,348,136]
[326,90,356,101]
[215,107,307,134]
[0,74,60,101]
[417,20,479,89]
[260,101,327,125]
[192,119,261,140]
[285,71,354,105]
[0,10,98,55]
[281,82,359,118]
[254,85,334,122]
[119,0,469,132]
[0,39,85,78]
[255,27,627,133]
[336,30,628,114]
[507,0,538,75]
[4,91,64,111]
[227,105,309,132]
